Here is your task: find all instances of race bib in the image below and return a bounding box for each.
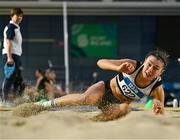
[119,77,144,100]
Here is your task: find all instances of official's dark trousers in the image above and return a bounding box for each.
[1,54,24,102]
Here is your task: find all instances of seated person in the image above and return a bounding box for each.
[35,69,49,92]
[44,69,65,100]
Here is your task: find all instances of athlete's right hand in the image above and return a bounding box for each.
[117,62,135,73]
[152,99,164,115]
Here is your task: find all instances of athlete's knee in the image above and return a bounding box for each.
[96,81,105,91]
[121,103,129,110]
[82,81,105,104]
[120,103,131,115]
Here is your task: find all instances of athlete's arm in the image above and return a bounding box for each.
[97,59,137,74]
[150,85,165,115]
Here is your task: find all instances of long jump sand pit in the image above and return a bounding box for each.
[0,105,180,139]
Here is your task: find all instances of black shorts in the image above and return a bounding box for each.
[98,80,122,108]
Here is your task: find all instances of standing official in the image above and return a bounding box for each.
[1,8,24,107]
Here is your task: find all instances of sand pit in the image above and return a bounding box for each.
[0,106,180,139]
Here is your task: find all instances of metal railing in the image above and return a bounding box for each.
[1,1,180,15]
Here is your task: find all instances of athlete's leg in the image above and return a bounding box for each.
[92,102,130,121]
[36,81,105,107]
[55,81,105,106]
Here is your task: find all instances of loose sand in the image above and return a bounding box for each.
[0,105,180,140]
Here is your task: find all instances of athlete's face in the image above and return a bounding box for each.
[142,55,164,80]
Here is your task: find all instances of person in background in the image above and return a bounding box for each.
[44,69,65,100]
[35,69,47,91]
[1,8,24,107]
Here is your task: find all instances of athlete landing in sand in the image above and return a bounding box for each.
[36,49,169,121]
